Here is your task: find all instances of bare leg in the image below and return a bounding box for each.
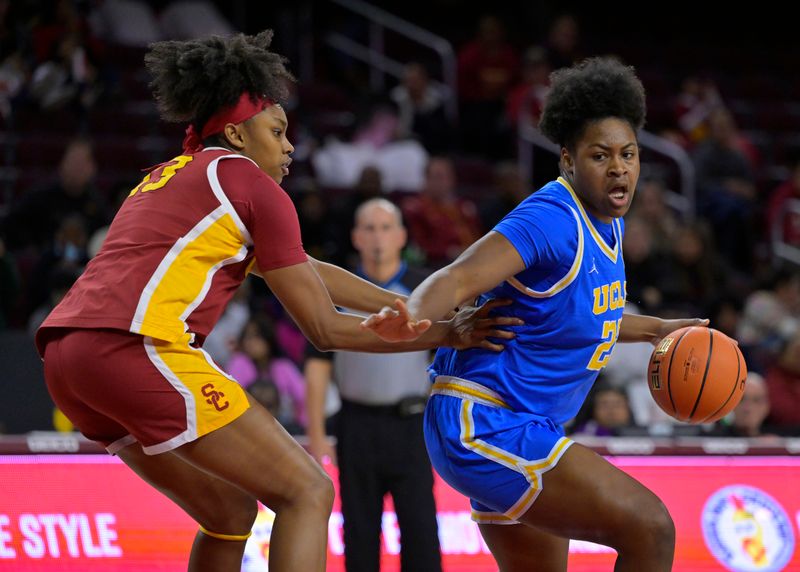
[173,395,334,572]
[119,395,333,572]
[479,523,568,572]
[118,444,256,572]
[517,443,675,571]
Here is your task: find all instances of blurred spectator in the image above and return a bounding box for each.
[506,45,550,128]
[660,222,732,316]
[765,158,800,248]
[622,216,666,313]
[674,76,723,145]
[709,295,744,340]
[295,186,347,265]
[311,102,428,191]
[29,0,106,111]
[203,279,253,369]
[274,315,309,367]
[85,183,131,259]
[352,102,399,148]
[570,380,639,437]
[708,372,776,438]
[227,315,307,433]
[27,265,80,335]
[28,213,89,316]
[543,14,582,70]
[330,165,388,268]
[247,377,282,421]
[390,61,454,154]
[737,266,800,373]
[692,107,758,271]
[90,0,160,47]
[402,156,482,268]
[2,137,109,251]
[0,0,30,120]
[91,0,232,46]
[628,178,679,254]
[157,0,233,40]
[457,14,519,157]
[764,333,800,434]
[479,160,531,230]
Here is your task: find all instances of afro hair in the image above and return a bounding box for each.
[539,56,646,150]
[144,30,294,129]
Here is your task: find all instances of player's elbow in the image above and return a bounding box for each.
[307,332,335,352]
[302,321,336,352]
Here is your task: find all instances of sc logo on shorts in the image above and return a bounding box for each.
[701,485,794,572]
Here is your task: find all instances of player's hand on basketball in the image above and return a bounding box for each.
[650,318,709,345]
[449,298,524,351]
[360,298,432,342]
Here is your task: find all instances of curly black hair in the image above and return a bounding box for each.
[144,30,294,130]
[539,56,646,151]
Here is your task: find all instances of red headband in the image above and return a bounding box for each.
[182,93,274,153]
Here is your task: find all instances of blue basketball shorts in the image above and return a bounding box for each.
[425,376,573,524]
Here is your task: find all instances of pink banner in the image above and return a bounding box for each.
[0,455,797,571]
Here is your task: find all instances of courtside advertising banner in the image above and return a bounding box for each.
[0,455,798,571]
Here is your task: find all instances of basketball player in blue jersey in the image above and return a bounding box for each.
[363,57,707,571]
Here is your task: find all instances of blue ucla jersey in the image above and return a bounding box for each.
[430,177,626,425]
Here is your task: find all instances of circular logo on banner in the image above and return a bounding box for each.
[702,485,795,572]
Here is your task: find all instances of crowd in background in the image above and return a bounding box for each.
[1,0,799,438]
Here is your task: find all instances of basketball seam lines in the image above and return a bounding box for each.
[700,341,741,423]
[665,329,691,418]
[688,330,714,420]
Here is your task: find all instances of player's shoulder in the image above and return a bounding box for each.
[213,152,287,198]
[508,180,577,223]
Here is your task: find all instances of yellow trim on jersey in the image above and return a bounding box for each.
[557,177,619,262]
[470,509,517,524]
[522,438,571,479]
[458,399,574,522]
[505,205,584,299]
[149,332,250,442]
[132,208,248,342]
[506,483,540,521]
[460,401,521,469]
[432,378,510,409]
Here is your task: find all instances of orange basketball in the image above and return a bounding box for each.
[647,326,747,424]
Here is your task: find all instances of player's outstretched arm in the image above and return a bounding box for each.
[307,256,404,313]
[363,231,526,344]
[361,298,521,349]
[261,260,520,353]
[618,313,709,345]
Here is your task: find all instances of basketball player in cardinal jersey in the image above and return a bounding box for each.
[35,31,520,572]
[364,57,707,571]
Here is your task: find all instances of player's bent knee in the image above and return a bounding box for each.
[268,469,334,515]
[198,497,259,537]
[297,471,335,514]
[632,500,675,555]
[649,503,676,549]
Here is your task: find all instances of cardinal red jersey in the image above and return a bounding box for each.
[40,147,306,344]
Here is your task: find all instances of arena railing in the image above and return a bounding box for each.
[325,0,457,121]
[771,197,800,266]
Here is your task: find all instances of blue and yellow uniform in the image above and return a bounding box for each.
[425,176,626,524]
